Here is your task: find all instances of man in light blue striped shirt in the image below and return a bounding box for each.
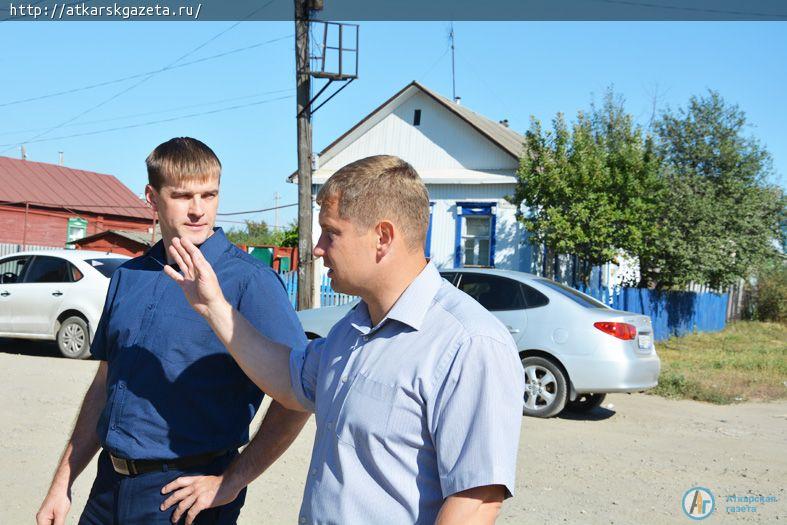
[164,155,525,524]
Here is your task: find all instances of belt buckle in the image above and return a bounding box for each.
[110,454,133,476]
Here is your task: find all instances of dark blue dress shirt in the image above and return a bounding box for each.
[92,228,306,460]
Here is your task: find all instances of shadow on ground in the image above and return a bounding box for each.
[556,406,617,421]
[0,338,71,359]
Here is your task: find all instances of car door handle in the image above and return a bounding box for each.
[0,291,9,297]
[506,326,520,334]
[52,291,63,296]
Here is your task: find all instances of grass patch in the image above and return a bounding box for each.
[650,321,787,404]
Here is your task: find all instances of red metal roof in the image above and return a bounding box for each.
[0,156,153,220]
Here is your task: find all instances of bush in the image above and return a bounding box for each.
[746,262,787,323]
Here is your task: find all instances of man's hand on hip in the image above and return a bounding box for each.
[160,474,240,525]
[36,486,71,525]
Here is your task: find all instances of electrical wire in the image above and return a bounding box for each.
[0,89,294,137]
[0,38,293,110]
[217,203,297,216]
[0,94,294,147]
[0,0,280,154]
[588,0,786,19]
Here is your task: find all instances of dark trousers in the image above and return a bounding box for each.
[79,450,246,525]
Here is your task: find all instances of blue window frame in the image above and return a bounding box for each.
[454,202,496,268]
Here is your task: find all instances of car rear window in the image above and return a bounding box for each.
[535,278,610,309]
[85,258,126,278]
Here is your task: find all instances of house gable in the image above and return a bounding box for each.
[320,90,519,174]
[289,82,525,185]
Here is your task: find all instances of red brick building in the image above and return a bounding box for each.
[0,156,154,248]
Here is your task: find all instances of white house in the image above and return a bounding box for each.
[289,81,540,285]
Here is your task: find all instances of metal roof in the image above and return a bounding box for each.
[70,228,161,247]
[0,156,153,220]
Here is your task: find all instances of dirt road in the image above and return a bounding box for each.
[1,344,784,524]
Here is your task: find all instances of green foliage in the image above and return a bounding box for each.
[509,89,663,284]
[225,220,298,247]
[646,91,785,289]
[744,261,787,323]
[278,221,299,247]
[511,88,785,289]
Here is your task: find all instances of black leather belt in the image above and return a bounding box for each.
[109,450,229,476]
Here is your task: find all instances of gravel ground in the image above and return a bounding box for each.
[1,342,785,524]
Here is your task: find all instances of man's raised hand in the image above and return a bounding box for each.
[163,237,225,318]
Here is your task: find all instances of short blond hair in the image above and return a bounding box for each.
[316,155,429,251]
[146,137,221,190]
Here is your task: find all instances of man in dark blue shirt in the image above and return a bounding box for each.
[36,138,309,525]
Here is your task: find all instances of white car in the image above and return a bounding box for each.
[297,268,661,418]
[0,250,129,359]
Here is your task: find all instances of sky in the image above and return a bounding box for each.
[0,21,784,230]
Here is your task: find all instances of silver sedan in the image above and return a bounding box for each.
[296,268,660,418]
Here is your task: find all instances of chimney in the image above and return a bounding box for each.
[454,96,461,105]
[59,151,64,165]
[20,145,27,160]
[499,119,509,128]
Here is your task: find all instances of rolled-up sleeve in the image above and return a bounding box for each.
[289,337,324,413]
[238,267,307,351]
[429,335,525,499]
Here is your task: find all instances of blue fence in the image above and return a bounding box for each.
[579,285,728,341]
[278,270,728,341]
[278,271,356,310]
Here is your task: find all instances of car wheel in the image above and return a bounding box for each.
[521,356,567,418]
[566,393,607,412]
[57,316,91,359]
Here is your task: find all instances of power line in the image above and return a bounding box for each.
[0,89,294,137]
[0,37,293,110]
[217,203,297,216]
[1,0,280,154]
[589,0,787,19]
[0,94,294,147]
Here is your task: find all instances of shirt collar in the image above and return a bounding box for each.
[350,261,442,334]
[146,227,230,268]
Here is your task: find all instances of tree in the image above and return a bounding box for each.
[225,219,300,248]
[509,89,663,284]
[647,91,785,289]
[225,220,278,246]
[278,220,299,247]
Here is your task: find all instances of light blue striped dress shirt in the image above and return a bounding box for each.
[289,262,525,524]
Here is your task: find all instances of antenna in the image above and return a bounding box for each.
[449,23,457,102]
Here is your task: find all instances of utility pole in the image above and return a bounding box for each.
[293,4,356,310]
[295,0,315,310]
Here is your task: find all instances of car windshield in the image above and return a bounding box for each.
[85,258,126,278]
[535,278,610,309]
